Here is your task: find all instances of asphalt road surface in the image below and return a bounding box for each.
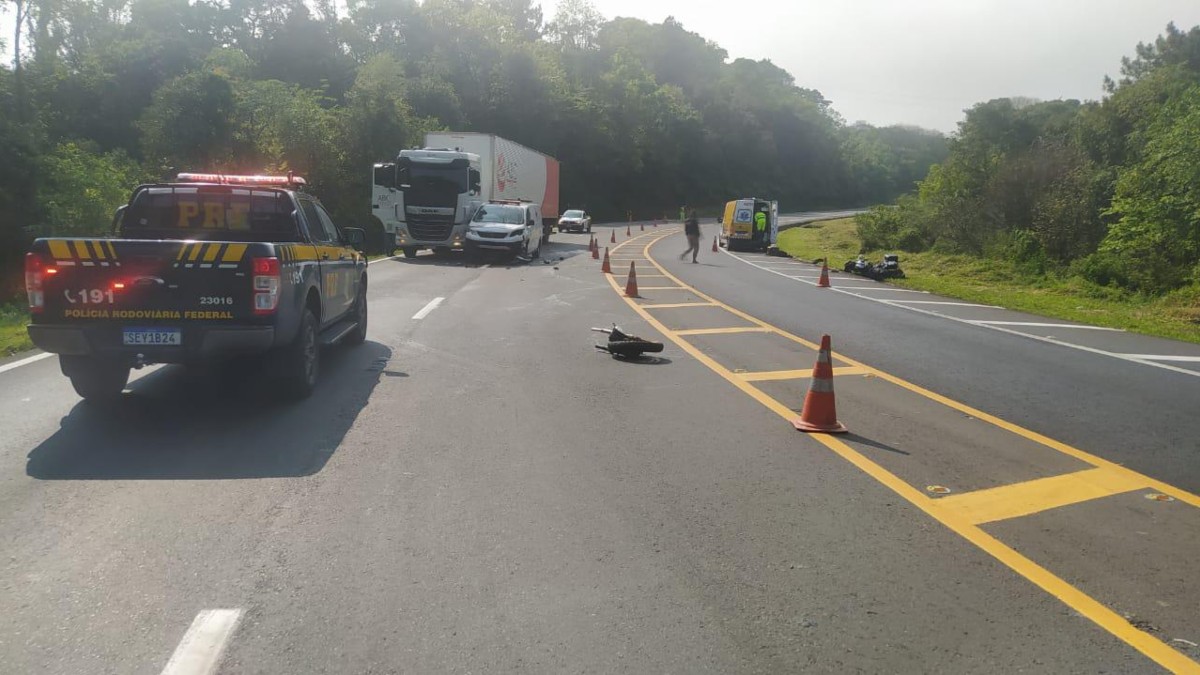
[1,218,1197,674]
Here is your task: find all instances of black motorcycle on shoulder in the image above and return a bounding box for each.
[843,253,905,281]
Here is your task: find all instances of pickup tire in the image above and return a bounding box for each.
[281,308,320,398]
[345,283,368,346]
[401,247,419,258]
[62,356,129,403]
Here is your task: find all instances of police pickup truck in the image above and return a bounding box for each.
[24,173,368,402]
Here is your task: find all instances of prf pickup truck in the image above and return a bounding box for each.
[24,173,368,402]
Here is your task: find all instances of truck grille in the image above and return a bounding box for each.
[477,231,508,239]
[408,220,454,241]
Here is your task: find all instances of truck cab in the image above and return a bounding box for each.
[372,149,482,258]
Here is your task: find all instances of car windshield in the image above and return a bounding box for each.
[563,210,585,218]
[474,205,525,224]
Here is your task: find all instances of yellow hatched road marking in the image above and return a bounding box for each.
[639,302,714,309]
[932,468,1148,525]
[675,327,773,336]
[48,240,72,259]
[739,366,870,381]
[601,231,1200,674]
[73,240,91,259]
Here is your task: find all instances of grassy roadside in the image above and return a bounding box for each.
[777,218,1200,345]
[1,303,33,357]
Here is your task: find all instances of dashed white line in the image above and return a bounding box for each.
[160,609,243,675]
[0,352,53,374]
[971,321,1123,331]
[412,297,444,320]
[719,250,1200,379]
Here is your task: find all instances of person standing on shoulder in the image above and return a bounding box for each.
[680,209,701,263]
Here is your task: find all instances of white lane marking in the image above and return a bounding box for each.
[412,297,444,320]
[160,609,243,675]
[720,250,1200,379]
[0,352,53,375]
[849,287,931,293]
[888,300,1001,308]
[368,255,399,265]
[1118,354,1200,362]
[971,321,1123,331]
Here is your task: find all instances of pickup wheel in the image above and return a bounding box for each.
[345,283,368,346]
[401,247,419,258]
[281,308,320,398]
[62,356,130,403]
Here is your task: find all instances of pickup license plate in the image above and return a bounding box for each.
[122,328,182,346]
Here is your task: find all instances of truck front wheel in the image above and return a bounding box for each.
[61,356,130,403]
[401,247,419,258]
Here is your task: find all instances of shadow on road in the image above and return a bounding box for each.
[26,341,393,480]
[598,355,673,366]
[844,433,911,456]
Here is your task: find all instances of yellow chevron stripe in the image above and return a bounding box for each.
[221,243,247,263]
[203,243,222,263]
[73,240,91,259]
[48,240,72,260]
[90,240,106,260]
[188,244,204,261]
[177,243,191,261]
[106,241,118,259]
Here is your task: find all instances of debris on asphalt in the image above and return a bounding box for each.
[592,324,664,359]
[1171,638,1198,649]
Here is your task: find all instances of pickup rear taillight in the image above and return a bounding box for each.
[252,256,281,315]
[25,252,53,314]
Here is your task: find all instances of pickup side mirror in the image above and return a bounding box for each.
[111,205,128,234]
[343,227,366,251]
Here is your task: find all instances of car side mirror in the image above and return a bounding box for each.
[343,227,366,250]
[528,218,536,227]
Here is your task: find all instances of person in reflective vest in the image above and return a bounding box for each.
[754,210,767,241]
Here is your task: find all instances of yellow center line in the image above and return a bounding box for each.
[675,327,774,336]
[596,231,1200,674]
[739,366,870,381]
[638,302,715,309]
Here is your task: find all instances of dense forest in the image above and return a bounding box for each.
[859,23,1200,298]
[0,0,947,289]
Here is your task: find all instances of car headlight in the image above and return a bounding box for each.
[511,228,525,238]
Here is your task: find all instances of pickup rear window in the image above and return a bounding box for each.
[121,186,301,241]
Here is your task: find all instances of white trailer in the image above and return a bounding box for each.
[372,133,560,257]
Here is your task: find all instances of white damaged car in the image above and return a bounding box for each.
[465,200,544,260]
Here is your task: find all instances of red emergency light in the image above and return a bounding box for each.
[175,172,307,187]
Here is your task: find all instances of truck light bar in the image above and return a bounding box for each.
[176,172,307,186]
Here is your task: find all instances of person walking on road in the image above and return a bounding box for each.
[680,209,701,263]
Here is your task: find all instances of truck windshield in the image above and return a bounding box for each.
[122,186,301,241]
[474,205,525,224]
[397,164,468,193]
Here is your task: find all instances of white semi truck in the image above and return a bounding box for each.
[372,132,560,257]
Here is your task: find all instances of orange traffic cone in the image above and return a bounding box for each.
[624,261,639,297]
[712,236,719,253]
[640,223,645,231]
[610,230,616,244]
[793,335,847,433]
[601,247,611,273]
[591,240,599,259]
[626,224,631,237]
[817,261,831,288]
[653,221,658,228]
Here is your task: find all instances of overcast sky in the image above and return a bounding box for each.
[543,0,1200,132]
[3,1,1198,132]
